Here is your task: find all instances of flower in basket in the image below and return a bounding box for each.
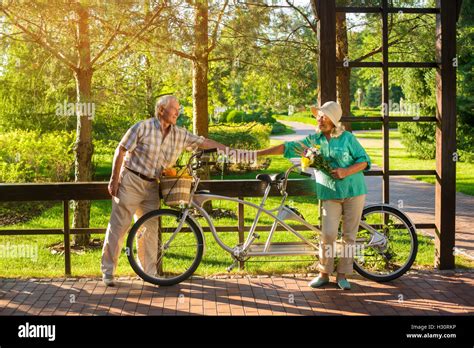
[294,141,332,175]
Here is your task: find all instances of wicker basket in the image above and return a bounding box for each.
[159,176,193,206]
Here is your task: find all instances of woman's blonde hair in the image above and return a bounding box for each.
[331,123,345,138]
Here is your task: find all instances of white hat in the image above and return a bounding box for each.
[310,101,342,127]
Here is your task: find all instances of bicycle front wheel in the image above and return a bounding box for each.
[353,205,418,282]
[126,209,204,286]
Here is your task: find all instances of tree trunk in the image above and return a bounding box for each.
[192,0,212,212]
[145,54,154,118]
[72,4,94,246]
[336,11,352,132]
[144,0,154,118]
[192,0,209,138]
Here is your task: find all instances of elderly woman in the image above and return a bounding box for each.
[257,101,371,290]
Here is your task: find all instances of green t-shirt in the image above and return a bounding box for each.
[284,130,371,200]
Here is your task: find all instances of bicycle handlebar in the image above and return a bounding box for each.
[299,171,312,177]
[201,148,218,154]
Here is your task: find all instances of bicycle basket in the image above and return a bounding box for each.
[159,176,193,206]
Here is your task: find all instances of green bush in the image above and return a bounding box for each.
[398,122,436,160]
[270,121,288,135]
[0,130,75,182]
[243,113,256,123]
[399,121,474,163]
[226,110,246,123]
[258,110,277,124]
[209,122,271,149]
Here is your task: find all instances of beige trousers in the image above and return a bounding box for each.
[101,168,160,277]
[317,194,366,275]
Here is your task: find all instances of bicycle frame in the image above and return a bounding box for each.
[165,150,388,260]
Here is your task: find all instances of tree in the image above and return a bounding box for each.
[0,0,166,246]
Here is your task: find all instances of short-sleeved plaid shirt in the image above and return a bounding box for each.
[119,117,205,179]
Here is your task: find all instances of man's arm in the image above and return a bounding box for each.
[199,138,229,152]
[108,145,127,197]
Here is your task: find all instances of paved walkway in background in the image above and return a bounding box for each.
[272,120,474,259]
[0,271,472,316]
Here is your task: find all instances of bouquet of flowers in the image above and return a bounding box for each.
[294,141,332,175]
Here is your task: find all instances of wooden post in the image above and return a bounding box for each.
[316,0,337,104]
[381,0,390,205]
[63,200,71,276]
[238,197,245,270]
[434,0,457,269]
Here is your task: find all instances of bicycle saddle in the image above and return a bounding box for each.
[256,172,285,184]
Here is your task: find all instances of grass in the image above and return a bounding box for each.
[276,108,398,130]
[1,126,473,278]
[354,131,401,139]
[356,135,474,196]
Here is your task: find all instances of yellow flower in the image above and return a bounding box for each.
[301,157,311,170]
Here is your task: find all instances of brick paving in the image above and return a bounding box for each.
[1,270,473,316]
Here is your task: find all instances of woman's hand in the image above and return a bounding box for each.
[330,168,348,180]
[330,162,368,179]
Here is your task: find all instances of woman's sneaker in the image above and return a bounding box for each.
[337,278,351,290]
[308,276,330,288]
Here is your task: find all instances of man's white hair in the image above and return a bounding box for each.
[155,95,178,118]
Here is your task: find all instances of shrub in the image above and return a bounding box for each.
[399,121,474,163]
[209,122,271,149]
[271,122,288,135]
[0,130,75,182]
[243,112,256,123]
[226,110,246,123]
[398,122,436,160]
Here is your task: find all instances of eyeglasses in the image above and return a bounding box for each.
[315,114,328,121]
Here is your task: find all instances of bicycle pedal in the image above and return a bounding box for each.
[226,261,237,272]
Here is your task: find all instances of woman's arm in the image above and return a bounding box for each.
[331,162,367,180]
[256,144,284,156]
[199,138,230,152]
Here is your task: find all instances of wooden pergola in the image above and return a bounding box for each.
[313,0,461,269]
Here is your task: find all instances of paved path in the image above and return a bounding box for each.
[0,271,472,316]
[272,120,474,259]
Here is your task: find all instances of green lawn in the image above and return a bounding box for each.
[354,132,474,196]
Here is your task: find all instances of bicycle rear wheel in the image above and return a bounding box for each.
[126,209,204,286]
[353,205,418,282]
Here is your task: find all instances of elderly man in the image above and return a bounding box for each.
[101,95,228,286]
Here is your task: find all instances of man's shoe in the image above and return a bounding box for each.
[308,276,330,288]
[337,278,351,290]
[102,275,115,287]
